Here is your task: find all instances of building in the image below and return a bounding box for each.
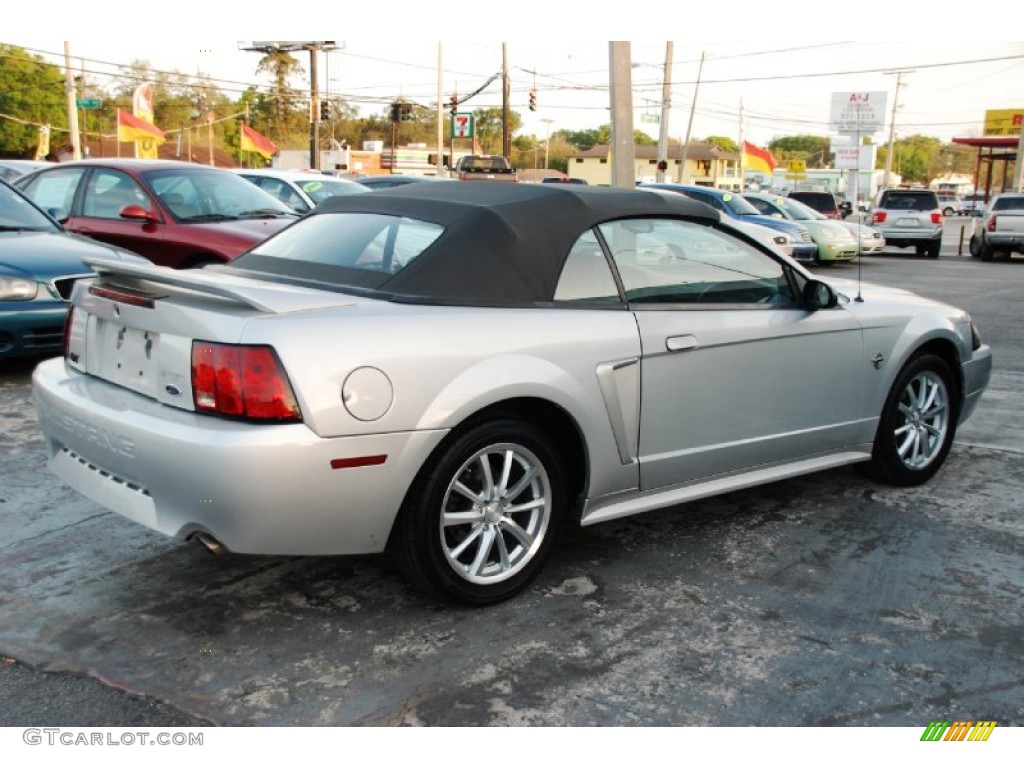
[567,143,741,188]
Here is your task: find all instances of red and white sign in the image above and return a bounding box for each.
[451,112,474,139]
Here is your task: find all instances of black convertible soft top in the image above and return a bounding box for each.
[249,182,720,306]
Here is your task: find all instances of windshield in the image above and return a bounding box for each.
[143,168,298,222]
[718,192,762,216]
[296,178,370,204]
[0,182,60,232]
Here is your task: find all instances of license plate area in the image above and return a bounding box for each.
[897,217,919,226]
[94,316,160,396]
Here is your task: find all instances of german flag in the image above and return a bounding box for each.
[742,141,776,174]
[117,109,166,145]
[240,123,278,160]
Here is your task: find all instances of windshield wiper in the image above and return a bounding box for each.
[237,208,299,218]
[180,213,239,222]
[0,225,51,232]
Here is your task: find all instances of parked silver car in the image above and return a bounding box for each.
[33,184,992,604]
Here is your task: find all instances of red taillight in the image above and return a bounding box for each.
[191,341,301,422]
[931,211,943,224]
[987,215,997,232]
[873,211,887,223]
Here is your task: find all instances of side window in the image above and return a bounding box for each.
[256,178,308,212]
[82,169,149,219]
[18,168,85,214]
[685,190,722,212]
[598,218,794,306]
[554,230,621,304]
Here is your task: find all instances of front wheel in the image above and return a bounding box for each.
[862,354,957,486]
[390,418,566,605]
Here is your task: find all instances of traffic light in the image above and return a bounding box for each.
[449,94,458,117]
[320,100,330,121]
[389,102,400,123]
[400,102,413,121]
[529,89,537,112]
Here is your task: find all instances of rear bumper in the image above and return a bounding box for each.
[32,357,448,555]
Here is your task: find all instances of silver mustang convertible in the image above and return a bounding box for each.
[33,184,993,604]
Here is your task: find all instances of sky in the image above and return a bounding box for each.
[5,9,1024,151]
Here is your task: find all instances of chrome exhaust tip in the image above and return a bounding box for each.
[193,532,227,556]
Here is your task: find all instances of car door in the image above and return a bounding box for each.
[597,217,866,491]
[74,168,166,258]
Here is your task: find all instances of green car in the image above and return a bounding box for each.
[743,192,859,263]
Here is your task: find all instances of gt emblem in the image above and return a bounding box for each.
[871,353,885,369]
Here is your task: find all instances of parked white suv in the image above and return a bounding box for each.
[871,188,943,259]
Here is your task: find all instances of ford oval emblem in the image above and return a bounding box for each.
[165,384,182,397]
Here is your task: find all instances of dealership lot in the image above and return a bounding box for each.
[1,222,1021,726]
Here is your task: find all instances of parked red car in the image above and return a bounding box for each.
[14,159,299,268]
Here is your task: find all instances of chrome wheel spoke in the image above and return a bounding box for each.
[501,517,535,550]
[504,465,537,501]
[505,497,545,515]
[443,509,485,527]
[477,455,497,499]
[468,527,497,576]
[495,530,511,570]
[452,480,484,505]
[450,524,484,559]
[497,449,514,495]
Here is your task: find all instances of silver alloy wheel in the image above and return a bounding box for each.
[439,442,551,585]
[893,371,950,470]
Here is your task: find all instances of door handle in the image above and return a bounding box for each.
[666,334,699,352]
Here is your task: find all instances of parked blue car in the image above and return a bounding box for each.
[0,177,147,360]
[642,183,819,263]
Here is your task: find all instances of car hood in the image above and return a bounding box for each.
[742,214,806,236]
[824,277,950,310]
[0,230,147,282]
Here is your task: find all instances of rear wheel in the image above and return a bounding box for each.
[926,239,941,259]
[390,418,566,605]
[862,354,957,486]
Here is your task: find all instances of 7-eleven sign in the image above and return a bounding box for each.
[451,112,474,138]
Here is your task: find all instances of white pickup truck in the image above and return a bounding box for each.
[969,192,1024,261]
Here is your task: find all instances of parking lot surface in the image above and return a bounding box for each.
[1,226,1021,726]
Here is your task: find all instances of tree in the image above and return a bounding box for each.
[472,107,522,155]
[558,126,610,151]
[769,135,831,168]
[255,50,307,147]
[703,135,738,152]
[877,134,943,184]
[0,45,67,156]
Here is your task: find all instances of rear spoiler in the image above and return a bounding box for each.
[82,256,353,315]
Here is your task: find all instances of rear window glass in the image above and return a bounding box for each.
[244,212,443,275]
[991,196,1024,212]
[880,192,937,211]
[789,193,837,211]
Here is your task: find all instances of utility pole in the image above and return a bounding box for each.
[883,69,912,189]
[678,51,704,183]
[656,42,673,183]
[309,46,320,169]
[542,118,554,169]
[502,43,511,159]
[608,42,635,188]
[437,43,444,176]
[240,42,337,170]
[63,42,81,160]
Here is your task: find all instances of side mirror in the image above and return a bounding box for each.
[47,207,69,224]
[119,204,156,222]
[802,279,838,310]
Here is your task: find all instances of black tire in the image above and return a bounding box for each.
[862,354,958,486]
[390,418,566,605]
[927,239,941,259]
[969,234,982,259]
[915,243,928,256]
[980,243,994,262]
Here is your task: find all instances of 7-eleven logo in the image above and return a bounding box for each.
[920,721,997,741]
